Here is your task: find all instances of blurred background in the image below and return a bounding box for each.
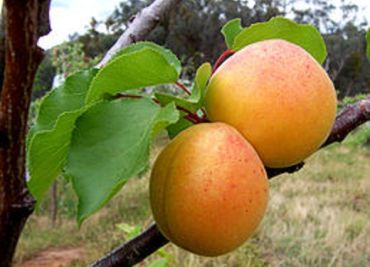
[35,0,370,100]
[17,0,370,266]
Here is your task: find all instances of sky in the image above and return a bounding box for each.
[38,0,123,49]
[38,0,370,49]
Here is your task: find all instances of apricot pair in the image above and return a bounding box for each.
[150,39,337,256]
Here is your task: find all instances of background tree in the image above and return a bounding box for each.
[32,0,370,99]
[34,0,367,98]
[32,51,56,99]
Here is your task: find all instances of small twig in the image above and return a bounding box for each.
[183,115,199,124]
[174,81,208,123]
[201,107,208,118]
[175,81,191,95]
[176,106,208,124]
[211,49,234,75]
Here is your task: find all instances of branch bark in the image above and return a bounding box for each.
[322,98,370,146]
[0,4,5,97]
[97,0,182,67]
[89,224,169,267]
[0,1,51,266]
[91,99,370,266]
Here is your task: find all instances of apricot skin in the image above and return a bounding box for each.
[205,39,337,168]
[150,123,269,256]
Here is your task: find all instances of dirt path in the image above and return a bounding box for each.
[16,247,86,267]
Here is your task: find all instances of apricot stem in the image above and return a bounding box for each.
[175,80,208,119]
[212,49,235,75]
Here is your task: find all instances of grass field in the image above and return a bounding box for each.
[15,135,370,267]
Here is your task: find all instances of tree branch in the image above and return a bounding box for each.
[90,98,370,267]
[0,4,5,97]
[89,224,168,267]
[0,1,50,266]
[322,98,370,146]
[97,0,182,67]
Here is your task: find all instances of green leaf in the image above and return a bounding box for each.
[221,18,243,48]
[27,111,85,200]
[232,17,327,64]
[155,93,194,112]
[167,115,193,139]
[151,102,180,138]
[27,70,97,201]
[65,98,179,224]
[155,63,212,113]
[366,29,370,60]
[86,42,181,103]
[113,42,181,74]
[31,69,98,133]
[189,62,212,105]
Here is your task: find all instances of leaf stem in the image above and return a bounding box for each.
[176,106,207,124]
[175,81,191,95]
[212,49,234,75]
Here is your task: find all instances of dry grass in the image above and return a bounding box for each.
[15,142,370,267]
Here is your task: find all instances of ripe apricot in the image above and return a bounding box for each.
[205,39,337,168]
[150,123,269,256]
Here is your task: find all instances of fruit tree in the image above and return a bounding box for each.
[0,1,369,267]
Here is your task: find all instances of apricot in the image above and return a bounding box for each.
[205,39,337,168]
[150,123,269,256]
